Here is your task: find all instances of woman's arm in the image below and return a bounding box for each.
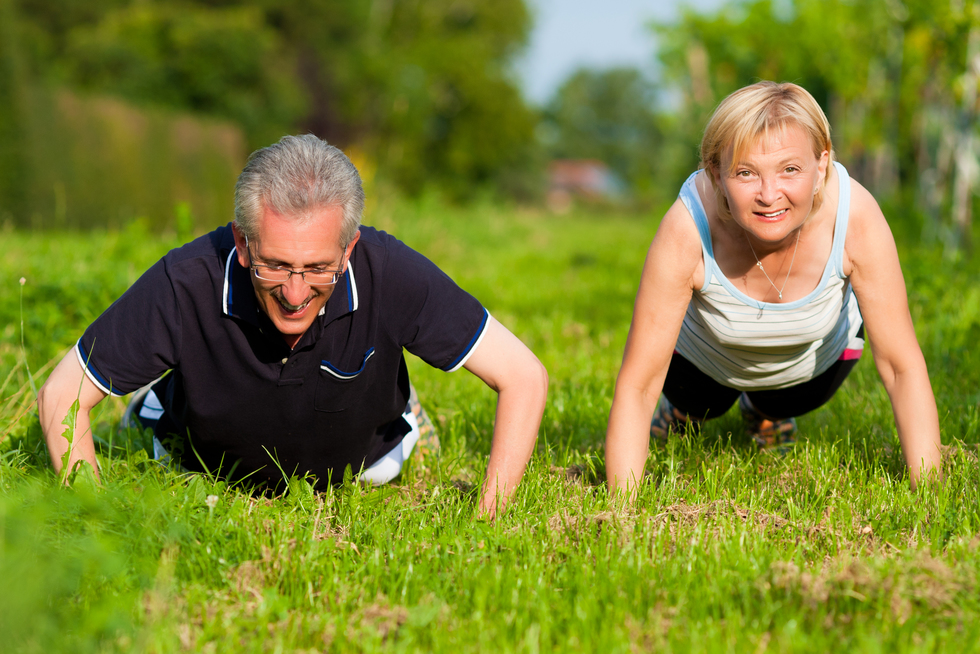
[844,181,942,487]
[605,198,703,500]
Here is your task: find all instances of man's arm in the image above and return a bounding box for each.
[37,350,107,479]
[462,316,548,518]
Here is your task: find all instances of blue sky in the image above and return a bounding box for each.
[517,0,727,105]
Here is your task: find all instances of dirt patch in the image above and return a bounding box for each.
[940,443,980,464]
[450,479,477,494]
[347,595,409,643]
[760,551,970,623]
[229,560,267,599]
[547,509,621,541]
[647,500,789,530]
[312,515,361,553]
[624,605,678,653]
[549,464,587,483]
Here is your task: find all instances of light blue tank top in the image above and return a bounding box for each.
[674,161,864,390]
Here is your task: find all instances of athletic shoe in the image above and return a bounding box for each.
[739,393,797,451]
[408,384,440,460]
[121,381,156,431]
[650,394,697,442]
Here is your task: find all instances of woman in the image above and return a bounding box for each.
[605,81,941,496]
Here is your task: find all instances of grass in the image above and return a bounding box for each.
[1,200,979,653]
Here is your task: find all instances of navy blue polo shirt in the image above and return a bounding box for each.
[76,224,489,488]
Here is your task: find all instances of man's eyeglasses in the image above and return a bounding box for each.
[244,235,347,286]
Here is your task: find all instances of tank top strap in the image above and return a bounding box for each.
[830,161,851,278]
[678,171,716,292]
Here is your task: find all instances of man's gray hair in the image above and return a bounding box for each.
[234,135,364,248]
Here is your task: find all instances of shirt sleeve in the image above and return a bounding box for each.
[379,236,489,372]
[76,256,183,396]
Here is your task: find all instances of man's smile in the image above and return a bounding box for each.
[271,289,314,314]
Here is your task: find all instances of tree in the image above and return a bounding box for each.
[13,0,539,199]
[541,67,663,198]
[0,0,30,223]
[653,0,980,248]
[266,0,538,197]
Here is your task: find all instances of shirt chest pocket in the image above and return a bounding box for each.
[315,348,375,412]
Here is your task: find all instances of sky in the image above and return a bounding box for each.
[518,0,727,105]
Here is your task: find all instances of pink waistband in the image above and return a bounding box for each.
[674,347,863,361]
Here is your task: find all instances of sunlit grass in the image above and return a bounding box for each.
[2,202,979,652]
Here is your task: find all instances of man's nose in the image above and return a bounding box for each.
[281,273,310,303]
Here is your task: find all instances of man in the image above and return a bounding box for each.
[37,135,548,516]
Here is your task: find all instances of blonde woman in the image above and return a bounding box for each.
[605,81,941,496]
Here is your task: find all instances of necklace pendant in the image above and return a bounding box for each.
[777,292,783,300]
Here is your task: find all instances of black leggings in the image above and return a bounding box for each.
[663,344,861,421]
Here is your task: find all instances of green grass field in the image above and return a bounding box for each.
[2,201,979,653]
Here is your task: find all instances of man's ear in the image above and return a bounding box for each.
[342,229,361,271]
[231,223,250,269]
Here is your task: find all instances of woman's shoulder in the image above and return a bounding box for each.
[659,183,707,249]
[651,184,707,289]
[844,176,889,236]
[842,173,892,276]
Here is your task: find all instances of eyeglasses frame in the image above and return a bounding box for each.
[243,234,349,286]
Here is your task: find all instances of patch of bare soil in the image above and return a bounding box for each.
[347,594,409,643]
[940,443,980,465]
[648,500,789,529]
[547,509,624,545]
[229,560,267,599]
[625,605,678,653]
[549,464,587,483]
[759,551,971,624]
[227,536,317,601]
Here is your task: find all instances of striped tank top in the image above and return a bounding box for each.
[674,161,864,390]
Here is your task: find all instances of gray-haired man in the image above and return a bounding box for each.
[38,135,548,516]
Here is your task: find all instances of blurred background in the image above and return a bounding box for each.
[1,0,979,250]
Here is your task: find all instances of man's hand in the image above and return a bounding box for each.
[37,350,107,481]
[462,317,548,519]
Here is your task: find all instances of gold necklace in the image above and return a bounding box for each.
[744,227,802,301]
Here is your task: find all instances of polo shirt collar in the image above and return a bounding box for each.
[222,249,262,326]
[323,260,359,324]
[221,249,360,327]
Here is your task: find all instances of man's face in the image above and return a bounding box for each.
[232,204,359,348]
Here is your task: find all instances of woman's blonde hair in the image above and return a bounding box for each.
[700,81,835,220]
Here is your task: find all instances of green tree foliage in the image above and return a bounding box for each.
[0,0,30,224]
[654,0,980,246]
[541,67,663,198]
[11,0,537,201]
[16,1,305,146]
[266,0,538,197]
[64,4,306,144]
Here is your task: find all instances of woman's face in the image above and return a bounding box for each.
[714,125,829,245]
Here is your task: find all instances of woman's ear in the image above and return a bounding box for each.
[708,164,721,189]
